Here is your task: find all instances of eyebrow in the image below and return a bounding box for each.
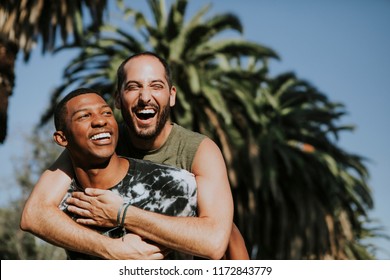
[125,79,166,86]
[71,104,111,117]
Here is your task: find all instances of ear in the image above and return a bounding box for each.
[169,86,176,107]
[114,90,121,109]
[53,131,68,147]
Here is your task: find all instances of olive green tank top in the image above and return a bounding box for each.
[116,123,206,172]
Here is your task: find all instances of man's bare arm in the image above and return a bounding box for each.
[225,224,250,260]
[129,139,233,259]
[19,151,165,259]
[68,138,234,259]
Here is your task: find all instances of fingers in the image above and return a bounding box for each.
[150,253,165,260]
[69,191,105,209]
[71,191,94,200]
[66,203,92,218]
[84,188,107,196]
[74,189,124,207]
[67,196,92,210]
[147,246,170,260]
[144,243,171,259]
[74,217,98,226]
[66,196,96,220]
[71,189,109,202]
[121,234,170,260]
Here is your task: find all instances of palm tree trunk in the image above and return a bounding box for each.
[0,36,18,144]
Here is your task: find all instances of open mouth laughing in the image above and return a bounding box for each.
[135,108,157,121]
[90,132,111,141]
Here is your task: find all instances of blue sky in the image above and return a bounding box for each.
[0,0,389,259]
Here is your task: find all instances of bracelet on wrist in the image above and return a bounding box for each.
[116,202,127,227]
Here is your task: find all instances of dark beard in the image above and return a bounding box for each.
[123,104,171,140]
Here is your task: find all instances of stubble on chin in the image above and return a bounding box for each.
[133,125,158,140]
[129,105,171,140]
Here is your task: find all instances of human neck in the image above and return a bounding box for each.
[72,154,129,190]
[130,122,173,151]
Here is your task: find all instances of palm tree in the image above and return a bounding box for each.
[233,72,374,259]
[0,0,108,144]
[39,0,278,183]
[38,0,376,259]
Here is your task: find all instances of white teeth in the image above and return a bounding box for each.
[91,132,111,140]
[139,109,155,114]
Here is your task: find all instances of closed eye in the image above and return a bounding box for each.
[77,113,90,120]
[151,83,164,90]
[102,110,113,116]
[125,82,142,92]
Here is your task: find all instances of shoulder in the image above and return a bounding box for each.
[170,123,208,154]
[192,137,227,176]
[161,123,207,171]
[195,137,223,159]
